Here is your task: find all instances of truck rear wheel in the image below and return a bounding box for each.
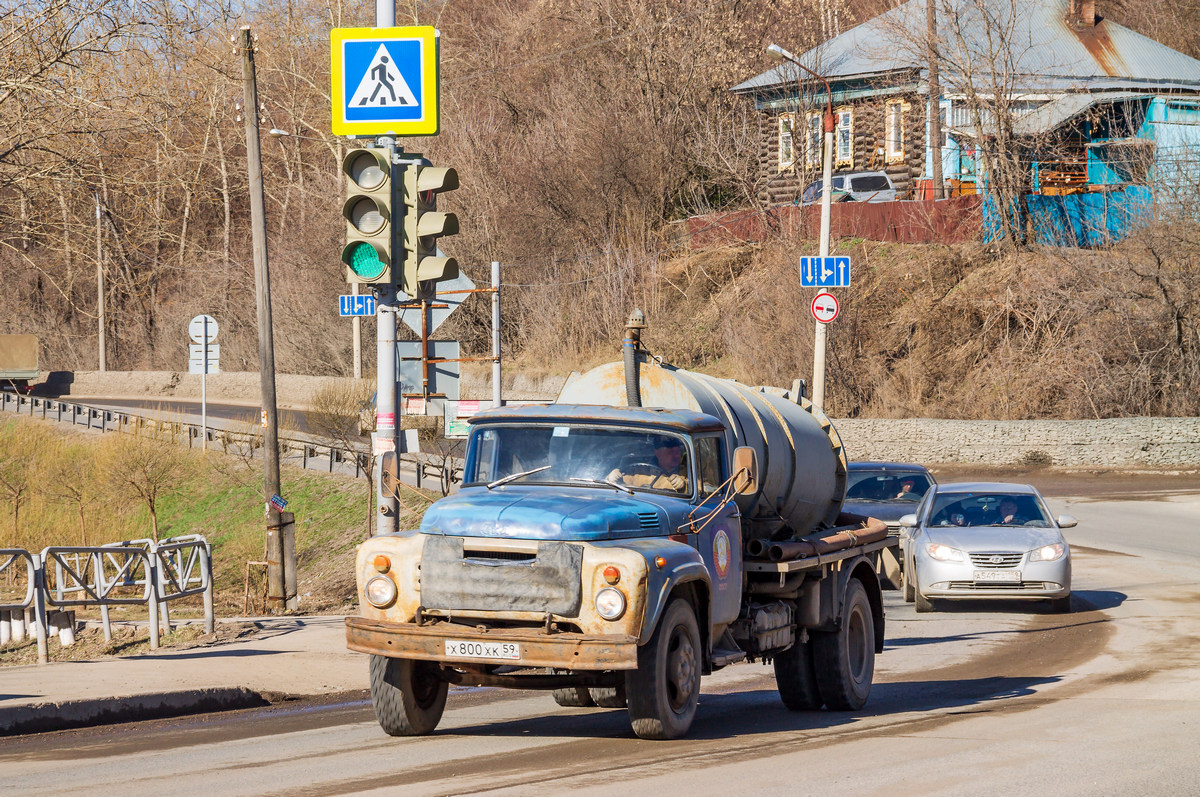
[552,686,596,707]
[773,638,823,710]
[626,598,701,740]
[813,579,874,710]
[369,654,448,736]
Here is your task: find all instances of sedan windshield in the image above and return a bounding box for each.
[928,492,1052,528]
[464,425,691,495]
[844,470,933,503]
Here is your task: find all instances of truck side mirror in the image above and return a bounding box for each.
[732,446,758,495]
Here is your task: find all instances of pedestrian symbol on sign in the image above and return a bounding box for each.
[349,45,417,108]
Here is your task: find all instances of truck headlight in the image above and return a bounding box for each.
[595,587,626,620]
[364,575,397,608]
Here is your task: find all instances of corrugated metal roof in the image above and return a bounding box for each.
[732,0,1200,95]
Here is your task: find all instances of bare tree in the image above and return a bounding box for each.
[100,424,192,542]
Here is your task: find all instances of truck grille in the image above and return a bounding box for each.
[421,536,583,616]
[968,551,1023,568]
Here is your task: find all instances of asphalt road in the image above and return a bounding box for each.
[2,492,1196,796]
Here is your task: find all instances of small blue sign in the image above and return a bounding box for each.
[800,256,851,288]
[340,295,376,317]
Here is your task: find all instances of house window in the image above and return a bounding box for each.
[885,101,904,161]
[807,112,823,166]
[778,114,795,171]
[836,108,853,165]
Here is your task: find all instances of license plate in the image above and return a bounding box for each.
[444,639,521,661]
[974,569,1022,583]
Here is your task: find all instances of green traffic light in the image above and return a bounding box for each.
[344,241,387,281]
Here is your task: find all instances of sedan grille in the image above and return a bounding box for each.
[968,551,1023,568]
[948,581,1050,591]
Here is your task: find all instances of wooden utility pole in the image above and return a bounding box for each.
[928,0,944,199]
[239,25,296,612]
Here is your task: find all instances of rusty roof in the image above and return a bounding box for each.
[733,0,1200,96]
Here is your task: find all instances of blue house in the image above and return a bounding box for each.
[732,0,1200,246]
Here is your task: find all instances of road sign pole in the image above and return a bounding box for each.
[813,122,834,410]
[492,261,502,409]
[374,139,400,536]
[202,318,208,451]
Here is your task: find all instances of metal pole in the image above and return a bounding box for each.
[352,283,362,379]
[95,196,106,373]
[492,261,501,408]
[927,0,944,200]
[32,554,48,664]
[814,118,834,410]
[376,0,394,27]
[202,541,215,634]
[201,317,208,451]
[240,26,291,610]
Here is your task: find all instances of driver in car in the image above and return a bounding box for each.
[608,436,688,492]
[997,498,1028,525]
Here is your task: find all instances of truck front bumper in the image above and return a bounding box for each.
[345,616,640,670]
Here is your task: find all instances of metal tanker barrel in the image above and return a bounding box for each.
[557,359,847,539]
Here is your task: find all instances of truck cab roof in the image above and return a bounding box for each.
[469,404,726,434]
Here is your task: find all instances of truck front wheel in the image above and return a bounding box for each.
[813,579,875,710]
[369,654,448,736]
[626,598,701,740]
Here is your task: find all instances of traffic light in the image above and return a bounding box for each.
[341,148,394,284]
[399,164,460,300]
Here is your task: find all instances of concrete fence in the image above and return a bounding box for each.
[833,417,1200,467]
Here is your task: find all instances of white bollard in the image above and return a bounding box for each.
[11,608,25,641]
[50,611,76,647]
[1,610,11,644]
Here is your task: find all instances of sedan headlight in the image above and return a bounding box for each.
[595,587,627,620]
[926,543,965,562]
[364,575,397,608]
[1028,543,1066,562]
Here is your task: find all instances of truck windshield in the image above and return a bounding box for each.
[464,425,691,494]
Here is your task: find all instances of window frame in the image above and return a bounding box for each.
[806,112,823,168]
[885,100,905,162]
[835,107,854,166]
[778,113,796,172]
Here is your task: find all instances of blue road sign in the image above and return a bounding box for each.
[339,294,377,316]
[331,26,439,136]
[800,256,851,288]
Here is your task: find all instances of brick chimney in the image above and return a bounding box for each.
[1068,0,1098,27]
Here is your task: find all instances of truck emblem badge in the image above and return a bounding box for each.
[714,530,730,578]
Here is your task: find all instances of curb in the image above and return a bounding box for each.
[0,687,270,736]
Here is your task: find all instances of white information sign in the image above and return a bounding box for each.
[188,315,218,344]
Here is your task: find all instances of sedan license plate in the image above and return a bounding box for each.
[974,569,1022,583]
[444,639,521,661]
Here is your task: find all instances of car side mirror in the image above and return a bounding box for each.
[898,514,918,528]
[1056,514,1078,529]
[732,446,758,495]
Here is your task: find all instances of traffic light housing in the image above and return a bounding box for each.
[399,165,459,300]
[341,148,394,284]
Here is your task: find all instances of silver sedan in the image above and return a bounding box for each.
[898,482,1075,613]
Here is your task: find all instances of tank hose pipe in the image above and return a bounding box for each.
[623,308,646,407]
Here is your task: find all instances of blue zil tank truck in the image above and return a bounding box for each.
[346,312,895,740]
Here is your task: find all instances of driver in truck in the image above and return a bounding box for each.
[608,436,689,492]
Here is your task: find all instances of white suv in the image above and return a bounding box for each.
[800,171,897,204]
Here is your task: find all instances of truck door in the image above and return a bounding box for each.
[693,435,741,626]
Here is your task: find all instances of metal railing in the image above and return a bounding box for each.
[0,391,461,491]
[0,535,213,664]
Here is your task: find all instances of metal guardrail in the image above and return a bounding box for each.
[0,391,462,492]
[0,535,214,664]
[0,549,36,612]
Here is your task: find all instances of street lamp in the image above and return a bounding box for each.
[768,43,835,411]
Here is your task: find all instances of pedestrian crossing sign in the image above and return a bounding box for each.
[331,26,439,136]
